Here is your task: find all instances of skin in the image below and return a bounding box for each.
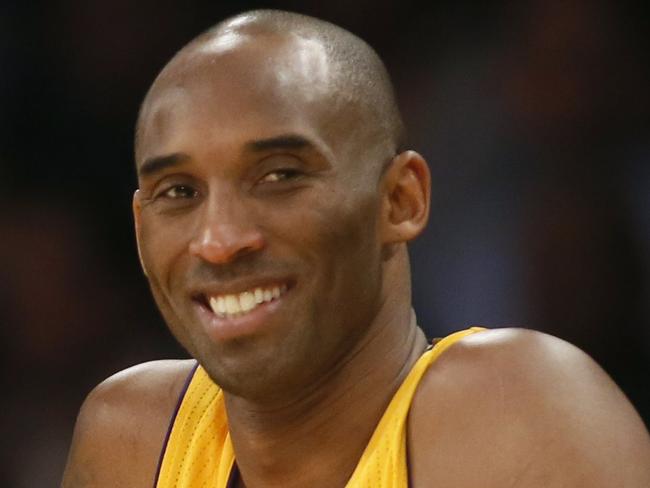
[133,31,423,406]
[62,18,650,488]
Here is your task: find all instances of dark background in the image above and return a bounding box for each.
[1,0,648,485]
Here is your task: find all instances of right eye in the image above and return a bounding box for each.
[158,184,198,199]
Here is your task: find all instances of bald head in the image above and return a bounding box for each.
[131,10,431,399]
[135,10,404,168]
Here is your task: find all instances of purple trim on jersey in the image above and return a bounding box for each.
[152,361,200,488]
[226,463,240,488]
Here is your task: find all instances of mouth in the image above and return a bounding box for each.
[203,283,289,318]
[191,279,295,342]
[193,279,294,319]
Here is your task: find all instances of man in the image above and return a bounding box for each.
[62,9,650,487]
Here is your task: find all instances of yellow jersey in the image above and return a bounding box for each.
[154,327,484,487]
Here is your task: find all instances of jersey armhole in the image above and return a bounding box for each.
[152,361,200,488]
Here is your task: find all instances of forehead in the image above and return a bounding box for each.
[136,32,344,165]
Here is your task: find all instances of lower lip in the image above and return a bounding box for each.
[193,293,288,342]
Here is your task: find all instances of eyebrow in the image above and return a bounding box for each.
[244,134,315,153]
[138,152,190,177]
[137,134,318,177]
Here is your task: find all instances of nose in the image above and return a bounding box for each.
[188,197,265,265]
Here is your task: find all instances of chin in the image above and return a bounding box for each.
[195,334,323,403]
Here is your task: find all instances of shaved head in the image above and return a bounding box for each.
[131,8,431,401]
[135,10,404,168]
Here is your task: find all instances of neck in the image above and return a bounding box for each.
[224,304,427,488]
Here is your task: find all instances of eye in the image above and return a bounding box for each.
[158,184,198,199]
[258,168,302,184]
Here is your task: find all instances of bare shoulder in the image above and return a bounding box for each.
[62,359,196,488]
[408,328,650,487]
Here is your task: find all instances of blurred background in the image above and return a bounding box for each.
[1,0,648,485]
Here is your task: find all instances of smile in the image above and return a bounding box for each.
[207,283,289,318]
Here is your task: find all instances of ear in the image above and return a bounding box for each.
[380,150,430,244]
[132,190,148,277]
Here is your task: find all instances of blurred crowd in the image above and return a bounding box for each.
[1,0,648,485]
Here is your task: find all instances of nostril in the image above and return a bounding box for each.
[189,225,265,264]
[232,242,264,260]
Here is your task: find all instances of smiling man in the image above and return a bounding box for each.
[62,10,650,488]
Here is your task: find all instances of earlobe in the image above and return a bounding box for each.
[380,150,431,244]
[132,190,148,277]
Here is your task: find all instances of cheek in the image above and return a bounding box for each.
[259,189,379,259]
[137,211,192,292]
[137,212,198,348]
[257,189,383,306]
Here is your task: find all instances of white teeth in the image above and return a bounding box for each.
[254,288,264,304]
[207,284,289,317]
[217,296,226,314]
[209,296,227,315]
[239,292,256,312]
[225,295,240,314]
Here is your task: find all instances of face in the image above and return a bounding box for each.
[134,34,390,401]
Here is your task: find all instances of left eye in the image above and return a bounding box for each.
[258,169,302,183]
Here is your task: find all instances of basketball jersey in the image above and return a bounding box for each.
[154,327,485,487]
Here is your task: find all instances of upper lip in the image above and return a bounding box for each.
[189,276,296,301]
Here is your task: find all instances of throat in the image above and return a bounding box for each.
[223,321,428,488]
